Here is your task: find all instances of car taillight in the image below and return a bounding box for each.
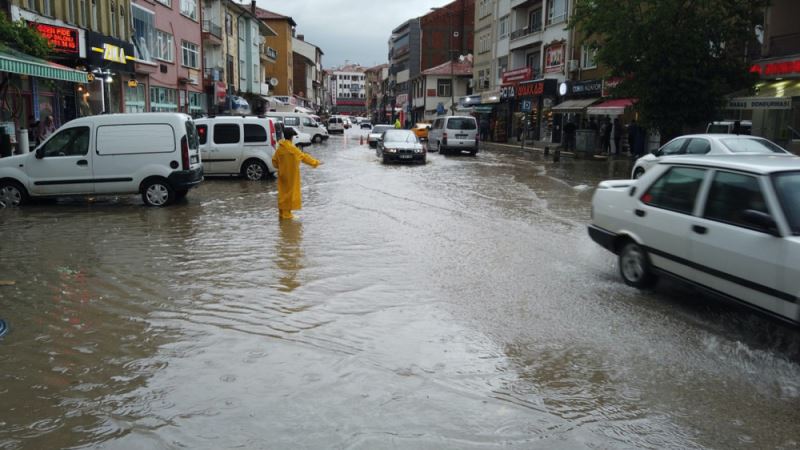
[269,120,277,147]
[181,135,190,170]
[443,132,448,145]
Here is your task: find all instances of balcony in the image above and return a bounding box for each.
[509,25,543,52]
[260,44,278,62]
[204,66,224,84]
[202,20,222,45]
[510,23,543,41]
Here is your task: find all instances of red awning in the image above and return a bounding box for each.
[587,98,636,115]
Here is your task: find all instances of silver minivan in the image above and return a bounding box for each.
[426,116,479,155]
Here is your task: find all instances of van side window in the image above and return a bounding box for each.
[284,117,300,126]
[213,124,240,144]
[41,126,90,157]
[196,125,208,145]
[703,171,769,229]
[641,167,706,215]
[243,124,267,143]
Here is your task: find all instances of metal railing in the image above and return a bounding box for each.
[202,20,222,39]
[510,23,543,41]
[204,67,224,82]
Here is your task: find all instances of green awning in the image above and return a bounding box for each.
[0,45,88,83]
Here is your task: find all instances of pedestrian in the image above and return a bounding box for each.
[588,117,599,151]
[563,119,576,151]
[394,118,401,129]
[628,120,646,159]
[613,117,622,155]
[271,127,322,220]
[479,117,490,141]
[37,115,56,145]
[600,116,612,154]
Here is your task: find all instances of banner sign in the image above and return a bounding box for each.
[727,97,791,110]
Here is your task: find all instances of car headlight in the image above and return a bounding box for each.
[414,147,423,153]
[386,147,397,153]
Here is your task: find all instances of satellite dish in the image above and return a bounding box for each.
[269,77,279,87]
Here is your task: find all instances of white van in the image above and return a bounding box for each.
[266,112,328,143]
[327,116,345,134]
[0,113,203,207]
[427,116,479,155]
[195,116,278,180]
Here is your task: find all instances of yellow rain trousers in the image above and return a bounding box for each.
[272,139,320,218]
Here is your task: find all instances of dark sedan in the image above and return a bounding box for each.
[376,129,426,164]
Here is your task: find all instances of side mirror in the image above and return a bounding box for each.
[35,147,44,159]
[741,209,780,236]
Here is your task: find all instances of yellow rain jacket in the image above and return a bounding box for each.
[272,138,320,211]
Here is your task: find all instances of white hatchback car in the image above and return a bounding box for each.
[590,154,800,325]
[631,134,788,179]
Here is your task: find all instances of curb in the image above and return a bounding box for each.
[480,141,576,159]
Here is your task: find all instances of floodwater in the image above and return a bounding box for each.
[1,131,798,449]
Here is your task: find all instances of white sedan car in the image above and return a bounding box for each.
[631,134,789,179]
[368,125,394,148]
[590,154,800,325]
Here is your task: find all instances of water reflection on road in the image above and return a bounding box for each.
[0,133,798,449]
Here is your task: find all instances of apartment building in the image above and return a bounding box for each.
[256,6,295,97]
[292,34,323,111]
[329,64,367,116]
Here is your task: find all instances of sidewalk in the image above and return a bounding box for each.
[480,140,635,162]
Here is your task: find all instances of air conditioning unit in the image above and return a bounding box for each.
[567,59,579,72]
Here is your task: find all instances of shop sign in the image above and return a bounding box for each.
[214,81,227,105]
[564,79,602,97]
[517,79,557,98]
[29,22,79,54]
[427,89,437,97]
[85,31,135,72]
[396,93,408,106]
[545,44,564,74]
[127,79,138,88]
[749,58,800,78]
[727,97,791,110]
[500,84,516,100]
[502,67,532,84]
[602,77,623,97]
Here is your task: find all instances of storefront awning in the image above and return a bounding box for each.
[587,98,636,115]
[725,80,800,110]
[552,97,600,112]
[0,45,88,83]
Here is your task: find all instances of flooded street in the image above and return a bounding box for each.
[1,131,799,449]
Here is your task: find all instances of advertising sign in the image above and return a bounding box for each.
[545,44,564,74]
[502,67,532,84]
[85,31,135,72]
[29,22,79,54]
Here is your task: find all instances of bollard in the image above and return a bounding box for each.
[544,146,549,156]
[359,135,364,145]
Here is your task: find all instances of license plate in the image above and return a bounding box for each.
[399,154,412,159]
[456,134,468,138]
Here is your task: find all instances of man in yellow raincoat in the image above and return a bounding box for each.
[394,118,401,129]
[272,127,321,220]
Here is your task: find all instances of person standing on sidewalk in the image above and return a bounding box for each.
[563,119,576,151]
[272,127,322,220]
[613,117,623,155]
[600,116,612,154]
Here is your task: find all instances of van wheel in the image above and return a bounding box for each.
[242,159,267,181]
[141,178,174,207]
[313,134,323,144]
[0,180,28,207]
[618,241,657,289]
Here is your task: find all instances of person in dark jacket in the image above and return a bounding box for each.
[613,117,623,155]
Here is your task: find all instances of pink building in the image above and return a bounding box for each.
[128,0,205,115]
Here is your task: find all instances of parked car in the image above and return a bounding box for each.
[706,120,752,135]
[376,129,426,164]
[427,116,479,155]
[195,116,278,181]
[368,125,394,148]
[360,121,373,129]
[412,122,431,141]
[588,154,800,325]
[0,113,203,207]
[327,116,346,134]
[343,117,352,129]
[266,111,328,143]
[631,134,789,179]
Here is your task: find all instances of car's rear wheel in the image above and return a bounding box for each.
[141,178,174,207]
[0,180,28,207]
[633,167,645,179]
[242,159,267,181]
[313,134,323,143]
[618,241,657,288]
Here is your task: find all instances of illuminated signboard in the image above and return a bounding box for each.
[749,59,800,78]
[29,22,79,54]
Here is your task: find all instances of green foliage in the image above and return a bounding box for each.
[0,12,52,59]
[572,0,768,140]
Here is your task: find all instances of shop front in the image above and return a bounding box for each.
[553,79,603,151]
[501,78,558,143]
[84,31,136,115]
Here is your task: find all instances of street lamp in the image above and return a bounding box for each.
[431,6,455,115]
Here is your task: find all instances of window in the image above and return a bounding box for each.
[437,79,451,97]
[244,124,267,143]
[26,0,36,11]
[283,117,300,126]
[181,0,197,20]
[67,0,77,23]
[547,0,567,24]
[479,33,491,54]
[110,2,116,36]
[498,16,509,38]
[156,0,172,6]
[641,167,706,215]
[188,92,205,115]
[225,13,233,35]
[119,5,126,40]
[213,124,240,144]
[656,138,688,156]
[42,0,55,16]
[150,86,178,112]
[773,171,800,235]
[132,5,155,61]
[155,30,174,62]
[181,41,199,68]
[124,84,146,113]
[685,138,711,155]
[226,54,234,85]
[80,0,88,26]
[581,45,597,69]
[41,127,90,157]
[526,52,541,76]
[529,9,542,32]
[92,0,98,29]
[703,171,768,229]
[720,137,787,154]
[446,118,477,130]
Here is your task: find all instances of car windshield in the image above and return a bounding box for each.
[383,130,418,143]
[447,118,477,130]
[772,171,800,235]
[720,137,787,154]
[372,125,393,134]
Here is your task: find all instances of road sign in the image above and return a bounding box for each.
[521,99,532,112]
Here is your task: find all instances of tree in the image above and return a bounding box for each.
[0,12,52,59]
[571,0,768,142]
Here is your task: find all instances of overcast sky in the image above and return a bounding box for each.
[254,0,454,69]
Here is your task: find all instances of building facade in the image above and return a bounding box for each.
[256,7,295,97]
[292,34,323,112]
[364,63,388,123]
[329,64,366,116]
